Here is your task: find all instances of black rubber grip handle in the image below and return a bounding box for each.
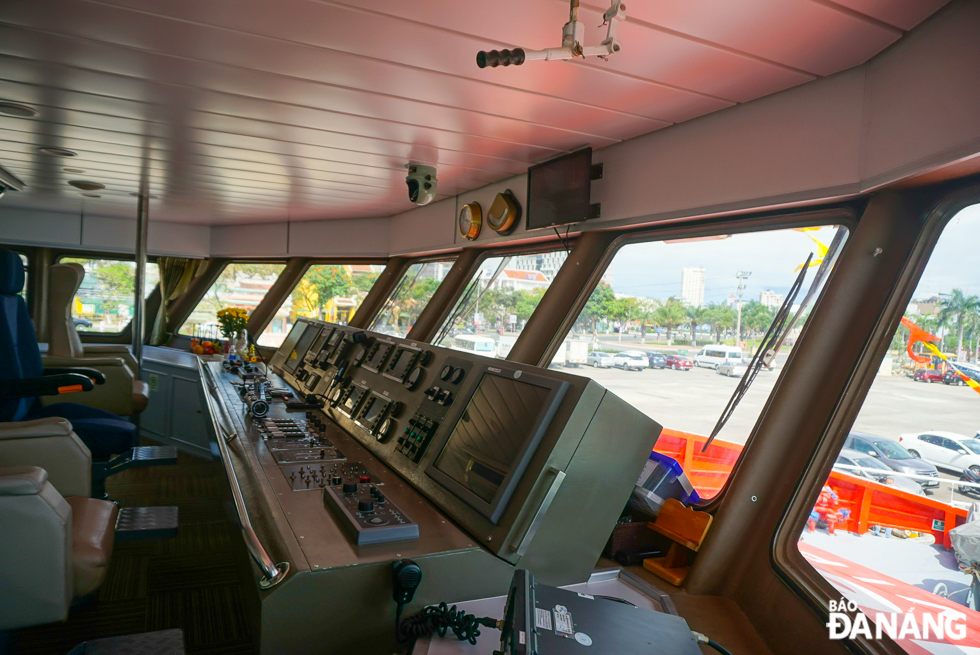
[476,48,526,68]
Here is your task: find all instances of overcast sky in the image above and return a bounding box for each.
[606,203,980,304]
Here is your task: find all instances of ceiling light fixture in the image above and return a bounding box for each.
[39,146,78,157]
[64,167,86,174]
[0,101,39,118]
[476,0,626,68]
[81,193,101,198]
[68,180,105,191]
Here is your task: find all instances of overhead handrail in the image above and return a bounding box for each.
[201,362,289,589]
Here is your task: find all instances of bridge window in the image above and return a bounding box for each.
[799,204,980,648]
[555,224,847,500]
[178,262,285,341]
[256,263,385,347]
[58,256,160,334]
[369,259,455,338]
[431,250,568,355]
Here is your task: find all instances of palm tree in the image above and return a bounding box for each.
[653,298,686,346]
[938,289,980,356]
[707,304,734,343]
[686,306,709,346]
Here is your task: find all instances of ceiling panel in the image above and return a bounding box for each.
[0,0,949,225]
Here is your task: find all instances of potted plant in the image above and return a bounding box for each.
[216,307,249,359]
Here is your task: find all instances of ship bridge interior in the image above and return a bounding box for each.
[1,1,979,654]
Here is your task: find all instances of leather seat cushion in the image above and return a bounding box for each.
[133,379,149,414]
[67,496,118,597]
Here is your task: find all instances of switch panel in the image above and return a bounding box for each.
[395,411,440,463]
[282,461,379,492]
[323,480,418,545]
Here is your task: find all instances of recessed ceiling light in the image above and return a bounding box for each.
[39,147,78,157]
[81,193,101,198]
[0,101,39,118]
[64,167,86,174]
[68,180,105,191]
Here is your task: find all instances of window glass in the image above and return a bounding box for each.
[59,257,160,333]
[800,205,980,649]
[431,250,569,357]
[179,262,285,341]
[16,252,28,297]
[257,263,384,347]
[559,225,847,500]
[368,260,455,338]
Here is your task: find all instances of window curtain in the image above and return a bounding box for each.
[149,257,206,345]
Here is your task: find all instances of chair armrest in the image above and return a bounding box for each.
[0,420,92,498]
[43,366,107,385]
[0,373,94,399]
[0,466,48,495]
[82,345,139,372]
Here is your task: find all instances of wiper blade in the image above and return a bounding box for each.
[702,252,812,453]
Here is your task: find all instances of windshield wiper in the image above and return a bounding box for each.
[702,252,812,452]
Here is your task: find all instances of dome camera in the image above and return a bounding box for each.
[405,164,437,206]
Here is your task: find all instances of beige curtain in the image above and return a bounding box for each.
[150,257,207,345]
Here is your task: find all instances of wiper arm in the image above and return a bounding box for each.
[702,252,812,452]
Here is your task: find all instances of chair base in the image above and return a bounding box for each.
[91,446,178,497]
[115,506,179,541]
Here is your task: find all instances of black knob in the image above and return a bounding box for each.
[358,499,375,512]
[405,366,423,390]
[389,401,404,417]
[418,350,434,366]
[332,476,343,486]
[342,482,358,494]
[440,365,453,381]
[375,492,385,504]
[319,449,325,459]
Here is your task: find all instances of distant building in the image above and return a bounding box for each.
[759,289,784,308]
[680,267,705,307]
[513,251,568,281]
[492,269,550,292]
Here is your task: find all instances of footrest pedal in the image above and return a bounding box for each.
[130,446,178,466]
[115,506,179,540]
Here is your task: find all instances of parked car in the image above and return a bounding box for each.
[647,352,666,369]
[717,360,748,378]
[899,431,980,474]
[694,345,743,369]
[944,365,980,386]
[913,368,944,383]
[72,317,92,328]
[587,351,616,368]
[612,351,649,371]
[834,448,924,495]
[843,432,940,488]
[664,354,692,370]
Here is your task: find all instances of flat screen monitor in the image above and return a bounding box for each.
[284,325,320,372]
[526,148,592,231]
[427,366,568,523]
[277,321,308,368]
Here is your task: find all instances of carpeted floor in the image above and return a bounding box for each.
[9,451,260,655]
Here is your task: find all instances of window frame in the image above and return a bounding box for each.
[54,251,160,336]
[770,185,980,650]
[425,242,575,347]
[528,208,855,509]
[174,259,288,339]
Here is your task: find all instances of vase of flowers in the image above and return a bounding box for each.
[216,307,250,360]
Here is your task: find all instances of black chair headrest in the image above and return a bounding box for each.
[0,249,25,296]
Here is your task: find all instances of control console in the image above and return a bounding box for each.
[324,477,418,545]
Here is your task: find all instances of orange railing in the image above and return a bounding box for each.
[654,429,969,548]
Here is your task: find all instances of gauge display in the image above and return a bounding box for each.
[458,201,482,241]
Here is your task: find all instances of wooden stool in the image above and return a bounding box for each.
[642,498,712,586]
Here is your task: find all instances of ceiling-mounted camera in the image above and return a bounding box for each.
[405,164,437,206]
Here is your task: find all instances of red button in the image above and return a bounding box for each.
[359,475,371,483]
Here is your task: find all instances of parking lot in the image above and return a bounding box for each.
[562,356,980,504]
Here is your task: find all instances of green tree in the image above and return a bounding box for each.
[515,288,547,322]
[707,304,734,343]
[580,281,616,344]
[741,301,775,339]
[636,298,659,344]
[292,265,353,319]
[653,298,686,346]
[686,305,709,346]
[938,289,980,356]
[91,261,135,316]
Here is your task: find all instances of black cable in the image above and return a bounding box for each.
[395,602,497,649]
[705,638,735,655]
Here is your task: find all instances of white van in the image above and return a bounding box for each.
[694,345,743,369]
[449,335,496,356]
[496,335,517,359]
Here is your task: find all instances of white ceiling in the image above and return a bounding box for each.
[0,0,949,225]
